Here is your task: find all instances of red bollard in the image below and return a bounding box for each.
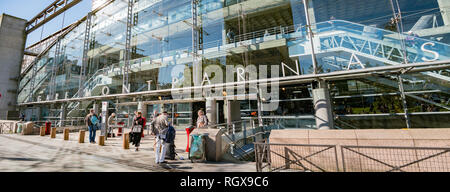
[141,117,146,138]
[185,126,195,152]
[117,122,124,136]
[45,122,51,135]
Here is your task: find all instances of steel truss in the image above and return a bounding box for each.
[78,12,92,98]
[18,60,450,106]
[26,0,82,34]
[123,0,134,93]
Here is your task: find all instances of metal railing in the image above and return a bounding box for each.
[255,142,339,172]
[0,121,18,134]
[341,145,450,172]
[255,142,450,172]
[33,118,86,128]
[199,119,270,161]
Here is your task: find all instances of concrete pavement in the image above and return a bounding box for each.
[0,128,256,172]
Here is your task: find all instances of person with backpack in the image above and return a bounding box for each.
[85,109,99,144]
[164,123,177,160]
[153,111,169,164]
[131,112,144,151]
[196,109,208,129]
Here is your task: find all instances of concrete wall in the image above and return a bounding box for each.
[0,14,27,120]
[269,129,450,171]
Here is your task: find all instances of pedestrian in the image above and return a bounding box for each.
[108,113,116,137]
[154,111,170,164]
[129,111,138,143]
[150,111,159,136]
[405,31,419,48]
[196,109,208,129]
[98,113,103,133]
[85,109,99,144]
[19,112,25,122]
[227,29,235,43]
[131,112,144,151]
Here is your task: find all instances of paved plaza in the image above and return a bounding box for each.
[0,129,256,172]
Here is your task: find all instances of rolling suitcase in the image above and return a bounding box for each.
[165,142,176,160]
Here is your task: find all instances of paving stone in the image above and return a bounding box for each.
[0,130,256,172]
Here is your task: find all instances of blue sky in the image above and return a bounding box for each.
[0,0,92,47]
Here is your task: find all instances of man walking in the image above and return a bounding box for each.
[153,111,169,164]
[85,109,99,144]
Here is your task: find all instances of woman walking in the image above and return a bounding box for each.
[131,112,144,151]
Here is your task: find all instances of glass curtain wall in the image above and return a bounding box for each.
[56,22,86,99]
[17,0,449,129]
[306,0,450,128]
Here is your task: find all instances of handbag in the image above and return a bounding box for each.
[132,125,142,133]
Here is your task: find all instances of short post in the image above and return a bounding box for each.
[284,147,290,169]
[99,136,105,146]
[243,123,247,145]
[51,128,57,138]
[123,133,129,149]
[64,128,70,141]
[40,126,46,136]
[78,130,85,143]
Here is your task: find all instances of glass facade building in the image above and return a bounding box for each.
[18,0,450,129]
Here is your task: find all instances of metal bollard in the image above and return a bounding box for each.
[40,126,46,136]
[123,133,129,149]
[51,128,57,138]
[99,136,105,146]
[63,128,70,141]
[78,130,85,143]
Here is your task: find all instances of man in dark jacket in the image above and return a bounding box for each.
[85,109,99,144]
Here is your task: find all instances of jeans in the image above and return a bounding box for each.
[155,135,168,163]
[89,124,96,143]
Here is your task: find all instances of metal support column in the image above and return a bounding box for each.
[50,38,62,100]
[192,0,202,86]
[78,12,92,98]
[303,0,318,74]
[28,60,38,102]
[123,0,134,93]
[390,0,412,128]
[312,80,334,130]
[60,103,66,127]
[398,75,412,128]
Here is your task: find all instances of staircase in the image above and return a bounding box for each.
[66,68,113,117]
[297,20,450,84]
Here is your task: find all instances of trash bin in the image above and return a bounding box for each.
[189,134,207,163]
[17,123,23,134]
[45,122,51,135]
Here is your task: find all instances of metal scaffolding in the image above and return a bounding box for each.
[123,0,134,93]
[49,38,62,100]
[26,0,82,34]
[78,12,92,98]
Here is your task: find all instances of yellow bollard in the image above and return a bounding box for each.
[79,130,85,143]
[50,128,57,139]
[123,133,129,149]
[40,127,46,136]
[64,128,70,141]
[99,135,105,146]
